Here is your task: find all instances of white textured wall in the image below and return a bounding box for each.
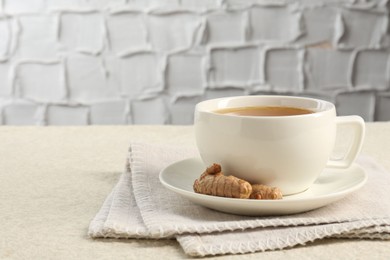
[0,0,389,125]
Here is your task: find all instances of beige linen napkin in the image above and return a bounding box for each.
[89,143,390,256]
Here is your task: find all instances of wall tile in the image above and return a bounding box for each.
[265,49,300,91]
[299,7,336,45]
[48,0,120,10]
[297,0,352,5]
[167,53,203,96]
[0,62,11,97]
[47,105,89,125]
[181,0,220,9]
[67,54,119,102]
[108,53,162,98]
[249,6,301,42]
[225,0,251,9]
[86,0,126,8]
[90,100,127,125]
[147,13,200,52]
[107,13,148,55]
[339,9,387,48]
[335,91,376,121]
[305,48,352,90]
[131,0,179,8]
[0,18,10,59]
[206,11,244,44]
[4,0,44,14]
[60,12,104,54]
[131,97,168,124]
[209,47,260,87]
[4,102,38,125]
[203,87,246,100]
[17,62,66,102]
[375,92,390,121]
[47,0,88,10]
[17,15,58,59]
[353,50,389,90]
[170,96,201,125]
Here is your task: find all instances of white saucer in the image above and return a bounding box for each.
[159,158,367,216]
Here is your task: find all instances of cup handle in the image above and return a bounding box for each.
[326,115,365,169]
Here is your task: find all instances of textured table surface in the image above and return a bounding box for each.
[1,123,390,260]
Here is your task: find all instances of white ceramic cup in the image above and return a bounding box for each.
[194,95,365,195]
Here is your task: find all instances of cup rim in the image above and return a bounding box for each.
[195,95,335,119]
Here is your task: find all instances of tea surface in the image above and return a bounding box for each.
[215,106,314,116]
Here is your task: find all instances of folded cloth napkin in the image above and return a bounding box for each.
[89,143,390,256]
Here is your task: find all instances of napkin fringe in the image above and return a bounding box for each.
[88,189,116,238]
[177,220,386,257]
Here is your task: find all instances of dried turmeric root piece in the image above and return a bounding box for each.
[193,164,283,200]
[250,184,283,200]
[193,163,252,199]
